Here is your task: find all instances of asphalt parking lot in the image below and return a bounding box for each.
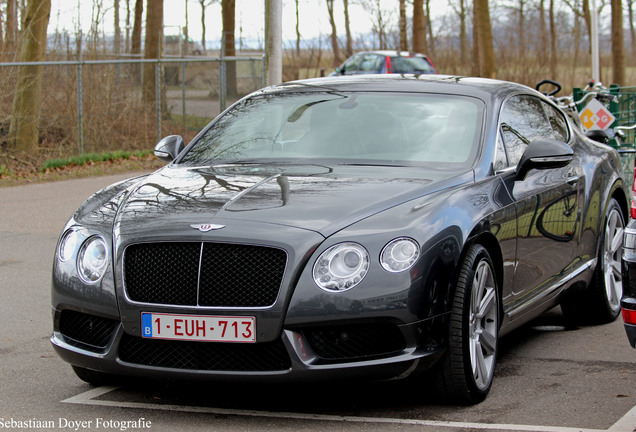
[1,172,636,432]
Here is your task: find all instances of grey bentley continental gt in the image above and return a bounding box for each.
[51,75,628,404]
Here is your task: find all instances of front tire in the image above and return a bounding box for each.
[435,244,499,404]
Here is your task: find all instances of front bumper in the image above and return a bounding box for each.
[621,221,636,348]
[50,306,447,382]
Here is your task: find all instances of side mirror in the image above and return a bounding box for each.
[154,135,185,162]
[516,139,573,180]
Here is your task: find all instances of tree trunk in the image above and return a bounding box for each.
[538,0,547,64]
[412,0,428,54]
[326,0,340,67]
[131,0,143,55]
[629,0,635,57]
[8,0,51,154]
[295,0,301,56]
[6,0,17,56]
[222,0,238,97]
[611,0,625,84]
[125,0,131,53]
[114,0,121,55]
[549,0,557,79]
[142,0,163,108]
[472,1,481,76]
[425,0,434,55]
[458,0,467,64]
[474,0,496,78]
[201,0,207,52]
[399,0,408,51]
[343,0,353,57]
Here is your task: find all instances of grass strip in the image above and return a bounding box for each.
[40,150,154,172]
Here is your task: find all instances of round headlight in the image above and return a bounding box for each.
[77,236,109,284]
[381,237,420,272]
[313,242,369,292]
[58,229,80,262]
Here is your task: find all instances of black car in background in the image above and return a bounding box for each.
[621,172,636,348]
[51,75,627,404]
[330,50,436,75]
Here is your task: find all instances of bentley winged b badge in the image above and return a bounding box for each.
[190,223,226,232]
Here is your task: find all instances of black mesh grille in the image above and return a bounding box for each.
[119,333,291,371]
[124,242,286,307]
[302,323,406,361]
[59,310,117,350]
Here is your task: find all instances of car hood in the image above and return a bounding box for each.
[113,163,472,237]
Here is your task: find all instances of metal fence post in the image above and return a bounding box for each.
[77,59,84,155]
[155,61,161,142]
[220,33,227,113]
[181,61,186,135]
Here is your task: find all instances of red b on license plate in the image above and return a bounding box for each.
[142,313,255,343]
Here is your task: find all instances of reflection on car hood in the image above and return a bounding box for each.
[114,163,467,236]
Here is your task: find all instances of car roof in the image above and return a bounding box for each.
[363,50,428,57]
[261,74,536,103]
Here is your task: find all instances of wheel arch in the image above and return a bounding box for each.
[458,228,505,324]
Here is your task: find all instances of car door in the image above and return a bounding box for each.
[498,94,582,320]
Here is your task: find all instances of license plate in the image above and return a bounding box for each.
[141,313,255,343]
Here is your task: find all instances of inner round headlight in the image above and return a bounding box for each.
[58,229,80,262]
[381,237,420,272]
[77,236,109,284]
[313,242,369,292]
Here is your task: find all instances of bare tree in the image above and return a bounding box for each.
[611,0,625,84]
[343,0,353,57]
[412,0,428,53]
[448,0,467,63]
[549,0,557,78]
[222,0,238,96]
[5,0,18,56]
[200,0,215,53]
[474,0,496,78]
[8,0,51,153]
[114,0,121,55]
[399,0,407,51]
[125,0,131,53]
[131,0,143,55]
[326,0,339,66]
[628,0,635,56]
[142,0,163,107]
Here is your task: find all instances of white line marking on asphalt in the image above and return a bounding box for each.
[62,386,636,432]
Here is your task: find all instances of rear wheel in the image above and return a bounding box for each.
[562,198,624,324]
[434,244,499,404]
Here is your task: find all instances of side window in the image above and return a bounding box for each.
[494,136,508,171]
[543,103,569,142]
[500,95,555,166]
[359,54,382,72]
[343,54,363,73]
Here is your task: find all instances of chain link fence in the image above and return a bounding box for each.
[0,55,265,164]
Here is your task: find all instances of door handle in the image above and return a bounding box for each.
[566,176,579,186]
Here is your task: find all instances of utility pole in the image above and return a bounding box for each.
[590,0,600,83]
[265,0,282,86]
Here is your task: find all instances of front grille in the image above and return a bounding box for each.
[59,310,117,351]
[124,242,287,307]
[119,333,291,371]
[302,323,406,362]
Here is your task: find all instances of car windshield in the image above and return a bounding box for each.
[180,92,484,168]
[391,56,435,74]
